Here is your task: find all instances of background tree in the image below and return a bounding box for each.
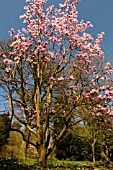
[56,125,92,161]
[0,113,10,155]
[0,0,113,166]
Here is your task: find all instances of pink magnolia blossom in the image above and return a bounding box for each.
[96,112,102,117]
[106,62,111,67]
[4,58,13,64]
[109,111,113,117]
[104,120,113,125]
[50,77,55,81]
[69,75,74,80]
[99,85,109,91]
[8,28,15,36]
[90,89,99,94]
[1,54,6,58]
[52,109,55,113]
[82,93,89,99]
[58,77,64,81]
[5,67,11,72]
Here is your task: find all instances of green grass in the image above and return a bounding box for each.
[24,157,35,165]
[25,158,113,170]
[24,158,93,166]
[48,159,93,164]
[0,157,113,170]
[24,158,100,169]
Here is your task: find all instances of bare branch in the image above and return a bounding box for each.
[10,128,37,148]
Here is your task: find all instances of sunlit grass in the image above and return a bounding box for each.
[24,157,35,165]
[47,159,93,165]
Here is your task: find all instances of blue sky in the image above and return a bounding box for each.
[0,0,113,57]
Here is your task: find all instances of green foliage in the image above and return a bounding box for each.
[56,130,92,161]
[0,114,10,150]
[101,130,113,162]
[55,125,107,162]
[0,157,35,170]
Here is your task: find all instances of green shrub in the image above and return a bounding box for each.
[0,157,35,170]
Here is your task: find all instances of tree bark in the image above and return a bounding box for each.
[91,131,97,163]
[38,144,47,166]
[92,143,95,163]
[101,133,110,163]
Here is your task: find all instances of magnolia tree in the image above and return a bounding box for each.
[0,0,113,165]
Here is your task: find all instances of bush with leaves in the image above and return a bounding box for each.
[0,113,10,153]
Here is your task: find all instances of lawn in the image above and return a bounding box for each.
[0,157,113,170]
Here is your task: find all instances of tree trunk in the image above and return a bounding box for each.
[105,144,109,162]
[102,133,110,163]
[48,146,57,160]
[102,141,110,163]
[38,144,47,166]
[91,132,97,163]
[19,140,26,160]
[92,143,95,163]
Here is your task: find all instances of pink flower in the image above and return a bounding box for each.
[5,67,11,72]
[69,75,74,80]
[73,0,80,5]
[58,77,64,81]
[8,116,11,119]
[56,51,62,59]
[26,0,30,2]
[99,86,108,91]
[106,70,113,74]
[100,77,105,80]
[109,111,113,117]
[59,3,65,8]
[63,60,67,64]
[1,54,6,58]
[106,62,110,67]
[97,94,103,100]
[105,120,113,125]
[44,57,50,62]
[52,109,55,113]
[105,90,110,96]
[90,89,98,94]
[94,75,99,79]
[107,96,113,101]
[48,51,54,59]
[91,80,96,86]
[82,93,89,99]
[96,112,102,117]
[4,58,13,64]
[50,76,55,81]
[99,107,106,112]
[19,107,25,111]
[8,28,15,36]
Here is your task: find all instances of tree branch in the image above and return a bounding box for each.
[10,128,37,148]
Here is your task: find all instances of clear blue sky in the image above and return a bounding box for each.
[0,0,113,56]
